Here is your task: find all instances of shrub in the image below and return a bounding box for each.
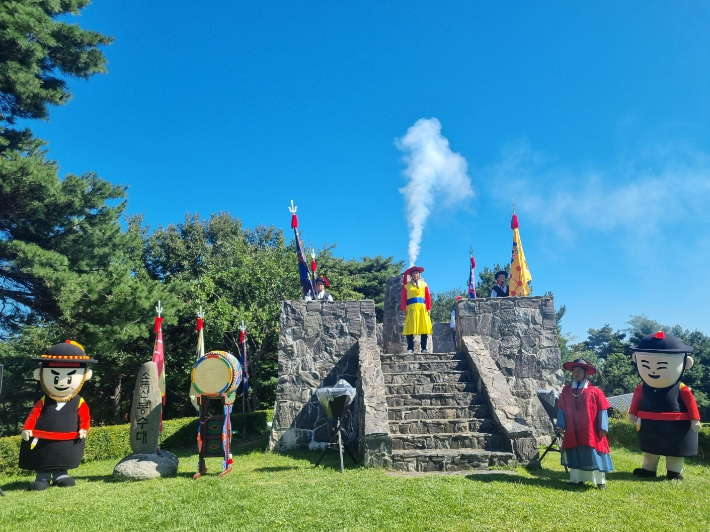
[0,410,273,477]
[608,417,710,460]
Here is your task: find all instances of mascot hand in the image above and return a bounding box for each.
[628,414,637,424]
[21,430,32,441]
[79,429,88,439]
[691,420,701,433]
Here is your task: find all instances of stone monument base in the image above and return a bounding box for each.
[113,451,179,480]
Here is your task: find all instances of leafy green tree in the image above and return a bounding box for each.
[0,0,112,147]
[311,248,404,321]
[583,324,628,360]
[600,352,639,397]
[625,315,666,346]
[0,184,178,433]
[430,288,463,324]
[143,214,303,414]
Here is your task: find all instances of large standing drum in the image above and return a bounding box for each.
[191,351,243,397]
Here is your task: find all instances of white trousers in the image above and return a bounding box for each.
[569,468,605,485]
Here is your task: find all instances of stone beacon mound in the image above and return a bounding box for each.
[268,276,564,472]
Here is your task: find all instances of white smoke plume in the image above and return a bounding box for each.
[396,118,474,266]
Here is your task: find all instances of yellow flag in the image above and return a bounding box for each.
[509,213,532,296]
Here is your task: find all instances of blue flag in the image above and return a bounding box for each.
[295,232,316,298]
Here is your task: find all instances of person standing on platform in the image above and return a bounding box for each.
[303,277,334,301]
[490,271,509,297]
[556,358,614,488]
[401,266,433,354]
[450,296,463,344]
[312,277,334,301]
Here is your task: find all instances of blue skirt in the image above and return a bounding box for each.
[561,446,614,472]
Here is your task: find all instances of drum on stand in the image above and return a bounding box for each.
[191,351,243,479]
[191,350,242,397]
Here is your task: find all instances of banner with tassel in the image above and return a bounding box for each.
[510,209,532,296]
[152,301,166,432]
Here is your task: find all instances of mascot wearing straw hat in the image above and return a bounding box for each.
[556,358,614,488]
[400,265,433,354]
[629,331,701,480]
[19,341,97,490]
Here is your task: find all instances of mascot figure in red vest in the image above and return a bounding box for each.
[19,341,97,490]
[629,331,701,480]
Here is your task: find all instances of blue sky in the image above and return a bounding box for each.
[29,1,710,341]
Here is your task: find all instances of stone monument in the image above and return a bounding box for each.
[113,361,178,480]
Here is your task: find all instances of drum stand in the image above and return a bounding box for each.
[314,414,358,474]
[539,427,567,472]
[193,394,234,479]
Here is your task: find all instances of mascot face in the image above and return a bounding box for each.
[632,351,693,389]
[34,367,93,399]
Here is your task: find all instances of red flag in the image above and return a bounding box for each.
[152,316,166,431]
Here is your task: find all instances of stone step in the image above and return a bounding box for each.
[381,359,469,373]
[385,392,484,408]
[390,448,515,472]
[387,404,489,421]
[389,417,496,435]
[381,352,461,363]
[385,382,478,395]
[390,432,504,451]
[383,370,473,385]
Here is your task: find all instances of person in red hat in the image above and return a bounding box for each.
[400,266,433,353]
[629,331,701,480]
[19,341,97,490]
[556,358,614,488]
[303,277,333,301]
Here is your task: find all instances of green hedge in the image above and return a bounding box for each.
[607,418,710,461]
[0,410,273,478]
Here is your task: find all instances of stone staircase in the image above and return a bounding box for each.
[381,351,515,472]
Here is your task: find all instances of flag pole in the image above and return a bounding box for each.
[239,321,247,441]
[288,200,316,299]
[153,300,165,434]
[468,246,477,299]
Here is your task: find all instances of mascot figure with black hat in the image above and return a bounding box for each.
[556,358,614,488]
[19,341,97,490]
[629,331,701,480]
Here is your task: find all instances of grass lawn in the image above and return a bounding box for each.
[1,440,708,532]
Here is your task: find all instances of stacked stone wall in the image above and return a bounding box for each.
[456,296,564,438]
[268,300,377,453]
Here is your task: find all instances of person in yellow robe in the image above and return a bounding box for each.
[400,266,433,353]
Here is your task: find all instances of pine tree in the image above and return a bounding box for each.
[0,0,112,147]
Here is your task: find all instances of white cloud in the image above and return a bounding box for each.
[482,140,710,239]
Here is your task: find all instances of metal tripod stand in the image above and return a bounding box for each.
[314,413,358,474]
